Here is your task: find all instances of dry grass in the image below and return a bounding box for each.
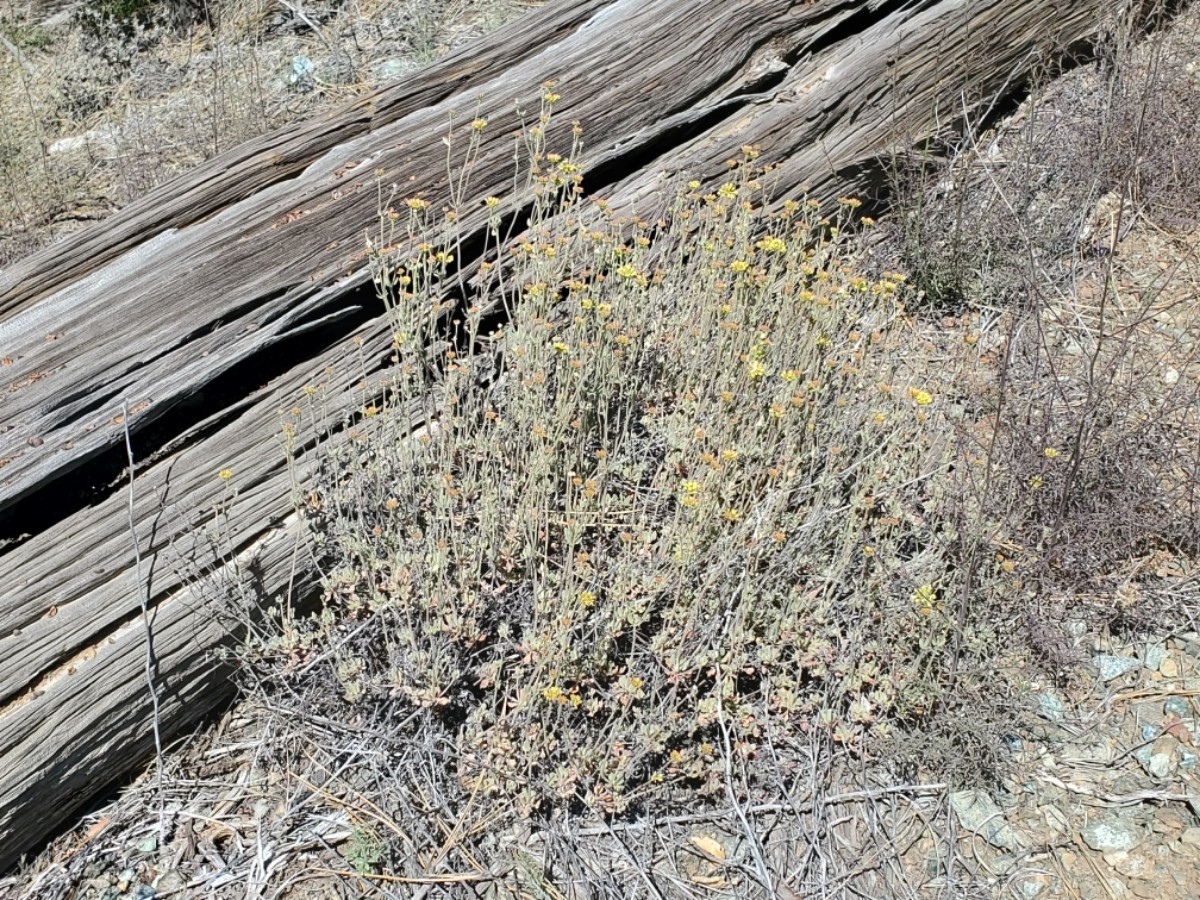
[0,0,538,266]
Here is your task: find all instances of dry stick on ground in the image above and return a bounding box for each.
[122,398,166,844]
[715,665,777,897]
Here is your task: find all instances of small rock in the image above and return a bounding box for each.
[1181,827,1200,848]
[116,868,135,892]
[1164,696,1192,717]
[290,55,315,91]
[1162,368,1180,386]
[1081,816,1144,853]
[1160,657,1180,678]
[1037,692,1066,721]
[1141,724,1160,741]
[134,835,157,853]
[1016,873,1052,898]
[153,870,186,893]
[989,854,1019,875]
[1133,699,1165,721]
[84,877,113,895]
[1141,735,1181,780]
[1153,807,1189,834]
[1145,643,1169,672]
[1094,654,1141,681]
[1134,744,1156,774]
[1111,773,1146,795]
[132,885,156,899]
[1106,849,1152,879]
[950,790,1024,849]
[1043,805,1070,833]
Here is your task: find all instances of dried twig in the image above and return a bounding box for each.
[123,398,166,843]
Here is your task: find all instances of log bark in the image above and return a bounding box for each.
[0,0,1137,870]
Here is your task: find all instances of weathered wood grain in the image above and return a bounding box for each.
[0,0,1145,871]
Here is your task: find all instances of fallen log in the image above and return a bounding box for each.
[0,0,1144,870]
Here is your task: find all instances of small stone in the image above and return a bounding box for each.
[1181,828,1200,848]
[1043,805,1070,833]
[1133,699,1165,721]
[1145,644,1169,672]
[1107,849,1152,878]
[1094,654,1141,681]
[1153,807,1188,834]
[1134,744,1156,775]
[950,790,1024,849]
[1102,850,1129,869]
[1162,368,1180,386]
[1144,735,1181,779]
[1016,873,1052,898]
[1111,773,1146,795]
[1141,724,1160,741]
[1165,696,1192,717]
[989,854,1019,875]
[1160,657,1180,678]
[132,886,156,899]
[1037,692,1066,721]
[1081,816,1145,853]
[134,835,157,853]
[153,870,186,893]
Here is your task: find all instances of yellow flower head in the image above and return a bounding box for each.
[908,387,933,406]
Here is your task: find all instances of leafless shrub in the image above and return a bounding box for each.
[881,0,1200,659]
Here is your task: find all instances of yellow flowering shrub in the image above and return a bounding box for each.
[261,125,969,821]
